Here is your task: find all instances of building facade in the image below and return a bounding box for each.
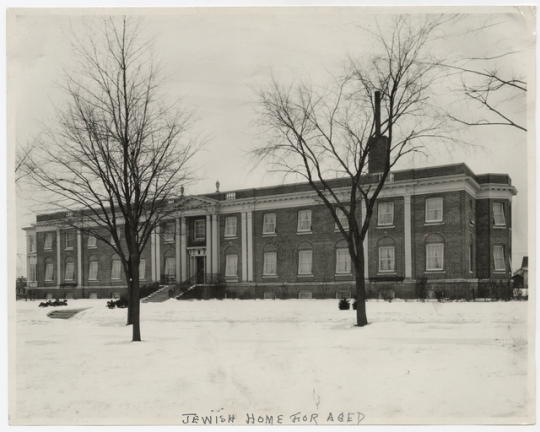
[24,162,516,300]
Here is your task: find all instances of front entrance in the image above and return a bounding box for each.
[196,256,205,284]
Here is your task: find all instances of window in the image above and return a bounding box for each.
[335,208,349,230]
[28,235,36,253]
[65,259,75,281]
[469,200,475,224]
[263,213,276,235]
[225,217,237,237]
[139,259,146,280]
[44,233,53,250]
[225,254,238,277]
[297,210,312,232]
[336,248,351,274]
[65,232,74,249]
[88,257,98,281]
[263,252,277,276]
[425,198,443,223]
[28,256,37,282]
[45,260,54,282]
[378,202,394,226]
[298,250,313,275]
[493,203,506,226]
[111,255,122,280]
[426,244,444,271]
[379,246,395,272]
[165,257,176,277]
[87,235,97,248]
[493,246,505,271]
[194,219,205,240]
[163,223,175,242]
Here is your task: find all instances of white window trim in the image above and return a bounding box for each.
[164,257,176,276]
[87,235,97,249]
[334,208,349,231]
[224,217,237,238]
[263,213,277,235]
[44,234,53,250]
[426,243,444,271]
[377,202,394,227]
[64,261,75,281]
[88,260,98,281]
[263,252,277,276]
[139,259,146,280]
[378,246,396,273]
[44,263,54,282]
[493,203,506,226]
[335,248,352,274]
[65,232,74,250]
[163,223,175,243]
[298,249,313,275]
[425,198,443,223]
[111,260,122,280]
[493,245,506,271]
[194,220,206,240]
[297,210,312,233]
[225,254,238,277]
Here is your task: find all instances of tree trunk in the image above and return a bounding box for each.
[131,266,141,342]
[126,282,133,326]
[355,251,369,327]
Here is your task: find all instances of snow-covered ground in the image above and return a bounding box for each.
[13,299,531,425]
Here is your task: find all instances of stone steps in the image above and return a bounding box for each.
[47,308,90,319]
[141,286,171,303]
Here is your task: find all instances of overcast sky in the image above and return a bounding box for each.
[10,7,534,274]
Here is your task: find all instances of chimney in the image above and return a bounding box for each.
[374,91,381,136]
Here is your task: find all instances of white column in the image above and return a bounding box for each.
[404,195,412,279]
[206,214,212,279]
[181,218,187,282]
[241,212,247,282]
[211,214,219,275]
[77,229,82,287]
[175,218,181,283]
[247,211,254,282]
[155,226,161,282]
[56,229,61,287]
[150,230,156,281]
[361,201,369,279]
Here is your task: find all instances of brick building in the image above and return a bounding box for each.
[24,162,517,300]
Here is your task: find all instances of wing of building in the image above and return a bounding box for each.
[23,162,516,300]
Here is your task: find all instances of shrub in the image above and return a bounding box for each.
[106,297,128,309]
[39,299,67,307]
[338,298,350,310]
[415,277,428,299]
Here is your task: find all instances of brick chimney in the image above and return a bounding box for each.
[368,91,389,174]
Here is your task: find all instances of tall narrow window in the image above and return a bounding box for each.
[336,248,351,274]
[426,244,444,271]
[65,259,75,281]
[425,198,443,223]
[379,246,395,272]
[111,255,122,280]
[165,257,176,277]
[297,210,312,232]
[298,250,313,275]
[139,259,146,280]
[469,200,475,224]
[163,223,175,242]
[28,256,37,282]
[493,246,506,271]
[225,217,237,237]
[88,256,98,281]
[87,235,97,248]
[45,259,54,282]
[44,233,53,250]
[263,252,277,276]
[493,203,506,226]
[378,202,394,226]
[335,208,349,230]
[225,254,238,277]
[263,213,276,234]
[65,232,74,249]
[194,219,205,240]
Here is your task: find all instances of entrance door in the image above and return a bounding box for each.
[196,256,205,284]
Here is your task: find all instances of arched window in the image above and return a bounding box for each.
[297,241,313,275]
[44,257,54,282]
[335,239,351,274]
[163,249,176,279]
[378,236,396,272]
[88,255,98,281]
[64,256,75,281]
[263,243,278,276]
[111,254,122,280]
[224,246,239,278]
[425,233,445,271]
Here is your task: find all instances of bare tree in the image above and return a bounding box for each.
[443,53,527,131]
[252,15,458,326]
[27,16,201,341]
[16,140,37,183]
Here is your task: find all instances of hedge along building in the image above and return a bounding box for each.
[24,159,516,300]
